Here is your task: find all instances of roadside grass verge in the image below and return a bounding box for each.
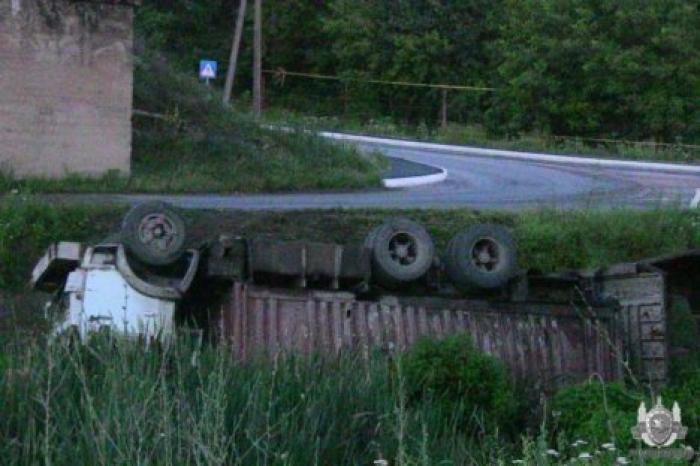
[262,108,700,164]
[2,198,699,291]
[0,55,385,195]
[0,201,121,291]
[184,208,700,274]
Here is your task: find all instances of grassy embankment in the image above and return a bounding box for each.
[1,201,700,464]
[0,55,384,195]
[2,200,700,291]
[263,107,700,164]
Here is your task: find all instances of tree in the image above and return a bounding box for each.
[322,0,502,124]
[491,0,700,142]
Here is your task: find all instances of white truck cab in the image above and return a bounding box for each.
[32,241,199,340]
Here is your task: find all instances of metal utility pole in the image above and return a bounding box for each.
[252,0,262,118]
[222,0,248,105]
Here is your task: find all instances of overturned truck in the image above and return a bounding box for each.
[32,202,673,389]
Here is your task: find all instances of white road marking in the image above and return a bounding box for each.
[690,189,700,208]
[382,169,448,188]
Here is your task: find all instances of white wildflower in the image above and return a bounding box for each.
[511,461,525,464]
[546,449,560,457]
[616,457,630,465]
[374,460,389,466]
[578,452,592,460]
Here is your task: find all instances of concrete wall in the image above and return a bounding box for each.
[0,0,134,178]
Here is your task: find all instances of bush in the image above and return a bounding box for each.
[551,380,641,450]
[662,371,700,447]
[400,334,519,433]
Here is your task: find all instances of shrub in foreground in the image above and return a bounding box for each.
[551,380,640,450]
[401,334,520,434]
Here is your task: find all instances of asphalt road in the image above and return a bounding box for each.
[383,155,443,179]
[46,141,700,211]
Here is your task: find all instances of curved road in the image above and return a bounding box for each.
[48,140,700,211]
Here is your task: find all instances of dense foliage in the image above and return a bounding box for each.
[136,0,700,143]
[492,0,700,142]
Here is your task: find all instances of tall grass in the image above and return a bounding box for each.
[2,334,684,465]
[0,334,521,466]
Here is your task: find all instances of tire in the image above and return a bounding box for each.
[445,224,517,292]
[121,201,187,266]
[365,218,434,288]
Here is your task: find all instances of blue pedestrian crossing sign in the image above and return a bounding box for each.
[199,60,218,80]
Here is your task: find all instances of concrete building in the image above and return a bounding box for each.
[0,0,135,178]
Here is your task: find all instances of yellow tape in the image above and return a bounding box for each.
[263,68,496,92]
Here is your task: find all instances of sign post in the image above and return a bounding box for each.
[199,60,218,86]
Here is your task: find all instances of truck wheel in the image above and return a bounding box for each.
[365,218,434,288]
[445,224,517,292]
[121,201,186,266]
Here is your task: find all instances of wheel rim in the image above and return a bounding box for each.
[470,237,501,273]
[137,213,180,255]
[387,232,418,266]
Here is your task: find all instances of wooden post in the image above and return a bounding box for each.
[343,82,349,116]
[222,0,248,105]
[252,0,263,118]
[440,88,448,128]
